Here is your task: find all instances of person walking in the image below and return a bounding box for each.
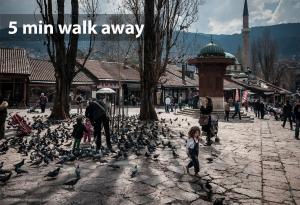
[200,96,213,146]
[179,94,184,110]
[282,100,293,130]
[255,100,260,118]
[76,94,84,114]
[294,99,300,140]
[39,93,48,113]
[260,101,265,119]
[232,100,241,120]
[85,96,114,153]
[186,126,202,176]
[165,96,171,113]
[224,101,230,121]
[0,96,8,140]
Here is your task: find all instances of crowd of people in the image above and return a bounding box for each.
[164,94,200,113]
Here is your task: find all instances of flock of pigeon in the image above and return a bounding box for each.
[0,114,185,183]
[0,113,224,204]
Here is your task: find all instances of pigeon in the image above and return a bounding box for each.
[207,157,214,163]
[213,197,225,205]
[145,152,151,158]
[108,164,120,169]
[63,177,80,188]
[131,165,138,178]
[44,167,60,178]
[75,165,80,178]
[14,166,28,175]
[205,181,212,190]
[172,149,179,158]
[0,172,12,184]
[153,154,160,159]
[64,141,72,147]
[179,132,185,138]
[30,158,43,166]
[0,169,11,175]
[14,159,25,169]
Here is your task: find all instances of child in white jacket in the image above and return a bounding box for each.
[186,126,202,175]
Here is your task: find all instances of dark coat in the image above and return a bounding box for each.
[283,103,293,116]
[0,101,8,122]
[85,100,107,122]
[72,123,87,139]
[200,105,213,115]
[294,104,300,120]
[200,105,213,132]
[39,96,48,106]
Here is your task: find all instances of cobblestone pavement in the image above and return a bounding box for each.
[0,109,299,205]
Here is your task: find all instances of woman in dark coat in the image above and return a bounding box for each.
[200,96,213,146]
[0,96,8,139]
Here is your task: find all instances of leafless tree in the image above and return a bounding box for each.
[250,41,260,76]
[124,0,202,120]
[254,31,278,83]
[36,0,99,119]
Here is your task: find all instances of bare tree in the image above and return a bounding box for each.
[250,40,259,76]
[272,62,288,86]
[36,0,98,119]
[124,0,201,120]
[254,31,278,82]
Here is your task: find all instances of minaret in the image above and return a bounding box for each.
[242,0,250,70]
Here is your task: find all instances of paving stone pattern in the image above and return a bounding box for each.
[0,109,299,205]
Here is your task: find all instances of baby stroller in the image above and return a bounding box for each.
[210,115,219,140]
[199,114,219,144]
[27,101,39,113]
[8,113,32,136]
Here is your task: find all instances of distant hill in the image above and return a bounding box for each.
[0,23,300,59]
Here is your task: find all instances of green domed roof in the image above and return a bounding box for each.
[198,42,225,57]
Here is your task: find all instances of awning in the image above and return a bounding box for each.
[96,88,116,94]
[264,92,274,95]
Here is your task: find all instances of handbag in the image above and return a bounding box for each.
[199,114,209,126]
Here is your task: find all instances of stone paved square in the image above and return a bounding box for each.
[0,108,300,205]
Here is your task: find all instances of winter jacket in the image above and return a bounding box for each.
[0,101,8,122]
[72,123,87,139]
[294,103,300,120]
[200,105,213,115]
[39,96,48,106]
[186,138,199,157]
[85,100,108,122]
[283,103,293,116]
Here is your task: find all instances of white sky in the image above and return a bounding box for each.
[0,0,299,34]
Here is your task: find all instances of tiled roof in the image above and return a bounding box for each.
[80,60,114,80]
[224,78,244,90]
[102,62,140,81]
[83,60,140,82]
[163,64,198,87]
[0,48,30,75]
[29,59,94,84]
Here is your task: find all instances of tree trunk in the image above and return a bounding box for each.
[50,70,71,120]
[140,82,158,121]
[139,0,158,121]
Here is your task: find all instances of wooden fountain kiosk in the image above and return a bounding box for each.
[188,41,235,111]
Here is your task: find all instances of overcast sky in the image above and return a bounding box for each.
[0,0,299,34]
